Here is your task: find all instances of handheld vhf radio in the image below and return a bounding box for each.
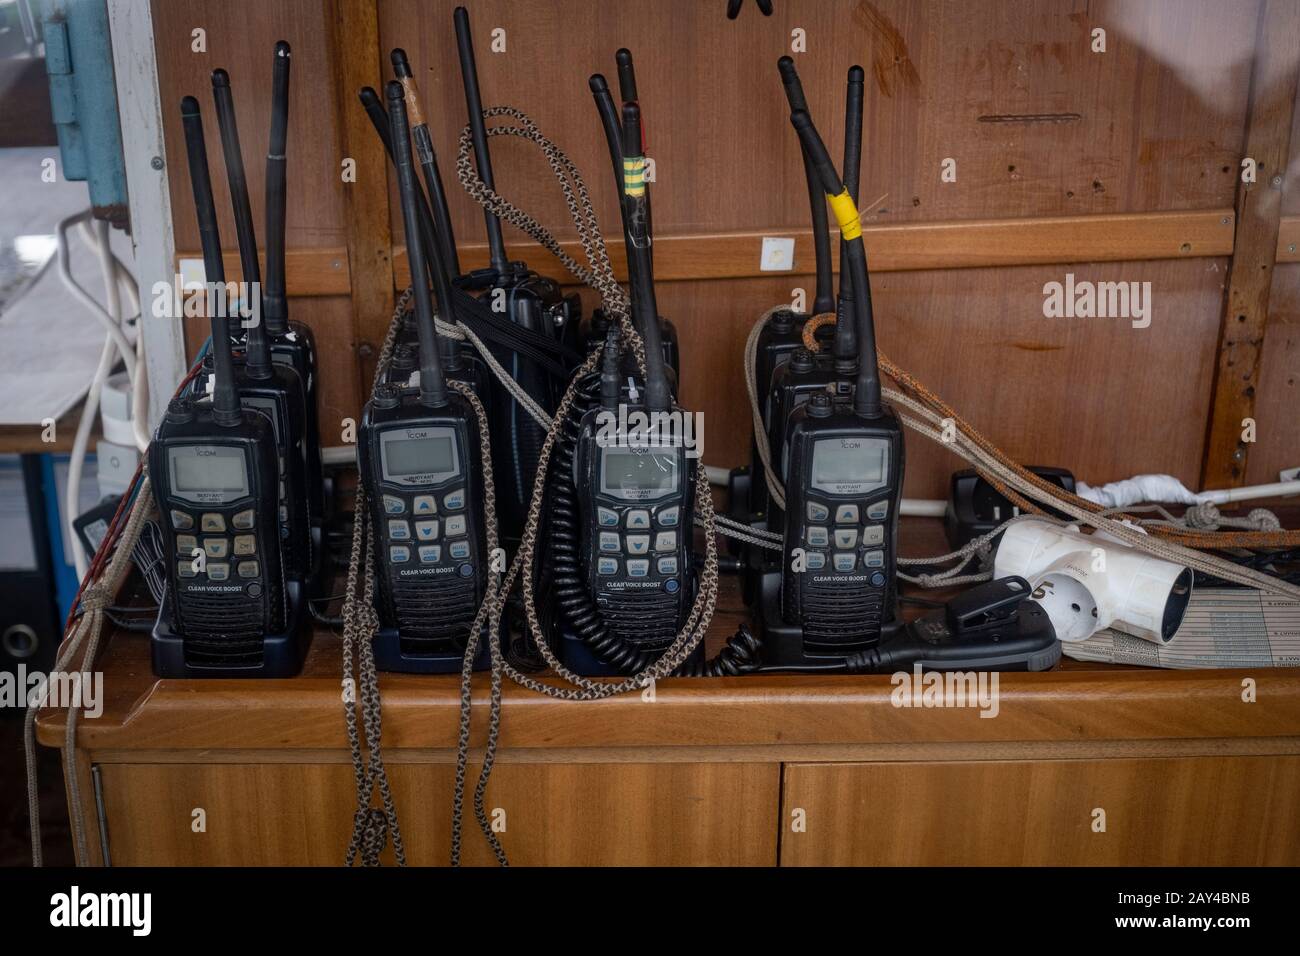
[150,97,291,675]
[741,57,840,519]
[358,83,488,667]
[563,101,695,665]
[763,62,865,527]
[779,109,904,653]
[204,65,313,583]
[451,6,583,540]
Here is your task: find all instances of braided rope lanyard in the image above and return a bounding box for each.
[339,288,412,866]
[744,306,1300,599]
[25,473,156,866]
[442,106,729,866]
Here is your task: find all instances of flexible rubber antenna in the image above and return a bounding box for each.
[621,103,669,413]
[453,6,509,277]
[180,96,240,426]
[263,41,291,336]
[391,47,462,277]
[211,68,272,379]
[388,82,448,408]
[790,109,882,418]
[778,57,834,316]
[833,65,865,369]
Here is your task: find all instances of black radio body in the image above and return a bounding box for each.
[359,388,488,661]
[780,395,905,652]
[573,401,695,653]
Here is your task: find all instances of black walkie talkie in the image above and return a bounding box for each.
[208,66,313,583]
[763,62,865,529]
[151,97,286,671]
[780,108,904,653]
[358,82,488,665]
[570,101,694,656]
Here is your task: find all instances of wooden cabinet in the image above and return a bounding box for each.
[37,621,1300,866]
[779,757,1300,866]
[97,762,779,866]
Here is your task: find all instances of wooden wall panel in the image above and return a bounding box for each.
[152,0,346,251]
[654,256,1225,497]
[1246,262,1300,485]
[780,757,1300,866]
[378,0,1251,246]
[99,761,780,866]
[147,0,1290,495]
[1246,62,1300,487]
[152,0,362,414]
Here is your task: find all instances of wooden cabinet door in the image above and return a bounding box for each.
[780,757,1300,866]
[98,760,780,866]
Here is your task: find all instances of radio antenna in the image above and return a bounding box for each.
[180,97,240,426]
[589,75,625,199]
[778,57,834,316]
[615,48,639,106]
[613,49,655,269]
[359,86,440,266]
[620,102,669,413]
[790,110,881,418]
[391,47,462,277]
[388,81,448,408]
[211,68,271,379]
[453,6,509,277]
[832,65,865,370]
[263,41,290,337]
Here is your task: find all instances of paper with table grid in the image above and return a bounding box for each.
[1061,588,1300,669]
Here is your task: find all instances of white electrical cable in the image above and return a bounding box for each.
[56,212,146,577]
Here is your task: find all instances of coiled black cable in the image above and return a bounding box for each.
[543,371,763,677]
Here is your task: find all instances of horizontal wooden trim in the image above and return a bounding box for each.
[176,208,1238,296]
[37,663,1300,752]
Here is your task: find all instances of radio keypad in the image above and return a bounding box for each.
[801,496,892,586]
[170,507,265,588]
[380,485,472,571]
[593,501,686,591]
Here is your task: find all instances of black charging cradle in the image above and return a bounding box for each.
[151,578,310,678]
[750,564,903,667]
[372,624,493,674]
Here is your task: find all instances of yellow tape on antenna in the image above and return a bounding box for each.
[827,188,862,241]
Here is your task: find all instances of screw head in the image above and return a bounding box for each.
[1271,175,1283,187]
[150,156,164,170]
